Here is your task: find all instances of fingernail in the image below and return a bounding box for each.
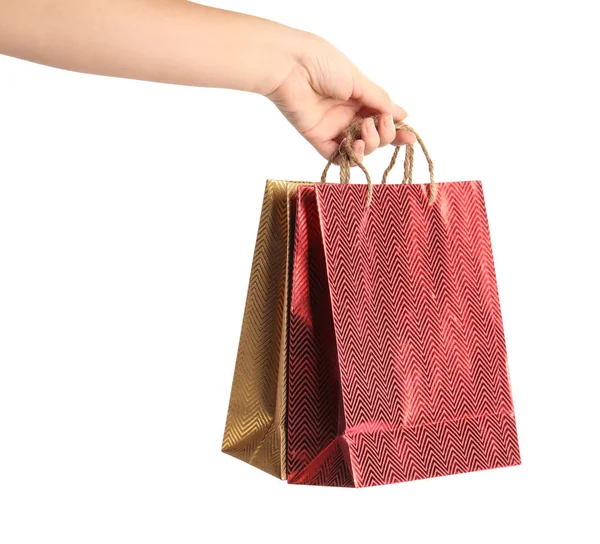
[385,114,394,128]
[356,141,365,161]
[366,117,376,134]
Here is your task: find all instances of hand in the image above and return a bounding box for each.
[265,33,415,164]
[0,2,413,166]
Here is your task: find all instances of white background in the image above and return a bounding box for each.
[1,1,599,542]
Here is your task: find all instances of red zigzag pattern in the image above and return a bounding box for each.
[287,181,520,487]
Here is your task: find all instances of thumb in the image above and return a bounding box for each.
[354,72,408,122]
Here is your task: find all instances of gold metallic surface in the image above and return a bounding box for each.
[221,180,312,478]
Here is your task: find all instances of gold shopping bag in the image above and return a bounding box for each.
[221,180,310,478]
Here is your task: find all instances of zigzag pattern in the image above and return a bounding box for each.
[287,180,520,487]
[287,187,349,485]
[221,180,291,479]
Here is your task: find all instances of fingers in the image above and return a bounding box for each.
[359,113,414,157]
[320,120,414,166]
[376,110,415,146]
[320,140,365,167]
[354,73,408,121]
[351,140,365,165]
[392,129,416,146]
[317,139,343,161]
[355,73,395,114]
[391,103,409,122]
[361,117,380,155]
[359,115,395,156]
[377,114,397,147]
[313,69,417,163]
[354,72,416,148]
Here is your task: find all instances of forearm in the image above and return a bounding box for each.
[0,0,306,95]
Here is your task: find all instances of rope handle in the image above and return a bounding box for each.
[320,116,437,205]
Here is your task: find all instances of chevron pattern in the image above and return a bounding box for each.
[287,187,353,486]
[287,180,520,487]
[221,180,291,478]
[222,180,316,478]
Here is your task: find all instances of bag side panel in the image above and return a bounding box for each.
[221,180,290,479]
[287,186,353,487]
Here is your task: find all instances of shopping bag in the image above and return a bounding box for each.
[286,121,521,487]
[221,179,310,478]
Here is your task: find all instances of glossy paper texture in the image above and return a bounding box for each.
[221,180,291,478]
[287,181,520,487]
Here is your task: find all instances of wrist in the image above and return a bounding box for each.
[253,27,316,98]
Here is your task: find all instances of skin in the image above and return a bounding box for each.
[0,0,415,163]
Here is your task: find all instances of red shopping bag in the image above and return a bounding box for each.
[286,122,520,487]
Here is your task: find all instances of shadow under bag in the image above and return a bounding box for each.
[223,120,521,487]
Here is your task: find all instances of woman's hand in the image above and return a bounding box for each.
[266,33,415,163]
[0,2,413,164]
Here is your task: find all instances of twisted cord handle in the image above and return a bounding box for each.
[320,117,436,205]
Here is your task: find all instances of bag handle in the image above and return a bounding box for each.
[320,117,437,205]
